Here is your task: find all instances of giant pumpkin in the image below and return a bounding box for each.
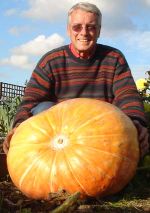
[7,98,139,199]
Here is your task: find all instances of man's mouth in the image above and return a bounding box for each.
[78,39,90,43]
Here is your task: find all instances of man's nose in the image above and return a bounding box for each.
[80,26,88,34]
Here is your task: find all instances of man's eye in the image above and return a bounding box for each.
[87,25,96,30]
[72,24,82,32]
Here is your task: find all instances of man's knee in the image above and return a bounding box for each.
[31,101,56,115]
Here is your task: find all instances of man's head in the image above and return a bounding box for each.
[67,2,102,58]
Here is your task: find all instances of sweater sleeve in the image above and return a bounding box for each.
[112,51,147,127]
[12,58,55,128]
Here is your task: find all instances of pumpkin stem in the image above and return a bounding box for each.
[58,138,63,144]
[51,135,69,150]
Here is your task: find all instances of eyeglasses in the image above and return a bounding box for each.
[71,24,98,33]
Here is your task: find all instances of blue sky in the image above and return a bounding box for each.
[0,0,150,86]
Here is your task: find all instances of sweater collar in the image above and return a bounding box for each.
[69,43,96,59]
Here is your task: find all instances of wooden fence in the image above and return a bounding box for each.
[0,82,25,105]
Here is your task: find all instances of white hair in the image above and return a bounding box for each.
[68,2,102,26]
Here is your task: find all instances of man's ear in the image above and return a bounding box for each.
[97,26,101,38]
[67,24,71,37]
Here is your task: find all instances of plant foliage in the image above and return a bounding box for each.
[0,96,22,137]
[136,71,150,167]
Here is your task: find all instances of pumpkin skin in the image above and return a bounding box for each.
[7,98,139,199]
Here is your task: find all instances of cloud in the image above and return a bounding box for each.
[21,0,69,21]
[0,33,65,70]
[0,55,32,70]
[146,0,150,5]
[12,33,64,56]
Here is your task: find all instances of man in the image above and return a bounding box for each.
[3,2,149,157]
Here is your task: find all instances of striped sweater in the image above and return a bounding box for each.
[13,44,146,127]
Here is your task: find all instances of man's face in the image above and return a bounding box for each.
[67,9,100,56]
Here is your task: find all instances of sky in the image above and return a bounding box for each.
[0,0,150,86]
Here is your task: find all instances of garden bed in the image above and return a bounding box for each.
[0,148,150,213]
[0,174,150,212]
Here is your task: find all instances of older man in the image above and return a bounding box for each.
[3,2,149,157]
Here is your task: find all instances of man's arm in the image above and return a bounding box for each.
[112,51,149,157]
[133,120,149,157]
[13,60,54,128]
[3,56,54,154]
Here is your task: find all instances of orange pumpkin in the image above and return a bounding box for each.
[7,98,139,199]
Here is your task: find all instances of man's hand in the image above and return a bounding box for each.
[133,120,150,158]
[3,128,16,154]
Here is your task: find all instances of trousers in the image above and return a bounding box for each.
[31,101,56,115]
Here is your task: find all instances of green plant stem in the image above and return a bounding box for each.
[51,192,80,213]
